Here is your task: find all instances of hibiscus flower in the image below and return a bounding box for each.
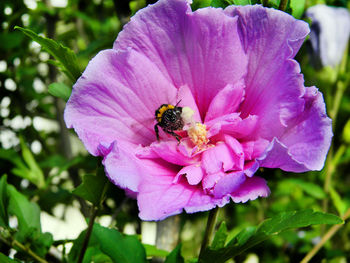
[65,0,332,220]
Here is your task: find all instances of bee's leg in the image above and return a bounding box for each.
[154,123,160,141]
[169,131,182,144]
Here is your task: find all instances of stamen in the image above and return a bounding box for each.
[181,107,209,149]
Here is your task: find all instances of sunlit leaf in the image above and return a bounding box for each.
[48,82,72,101]
[93,223,147,263]
[143,244,169,258]
[199,210,343,263]
[15,26,81,81]
[211,222,228,249]
[290,0,306,19]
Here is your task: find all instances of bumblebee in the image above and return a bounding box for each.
[154,103,184,142]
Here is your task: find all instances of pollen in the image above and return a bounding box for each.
[187,122,209,148]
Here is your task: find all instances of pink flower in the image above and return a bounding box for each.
[65,0,332,220]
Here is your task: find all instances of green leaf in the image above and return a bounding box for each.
[199,210,343,263]
[329,186,347,216]
[48,82,72,101]
[0,252,19,263]
[7,185,41,241]
[232,0,251,5]
[164,244,184,263]
[14,26,81,81]
[211,222,228,249]
[283,178,326,199]
[93,223,147,263]
[0,175,9,227]
[289,0,305,19]
[72,170,108,205]
[143,244,169,258]
[19,137,45,189]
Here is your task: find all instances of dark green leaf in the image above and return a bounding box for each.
[72,170,108,205]
[290,0,305,19]
[0,175,9,227]
[143,244,169,258]
[164,244,184,263]
[14,26,81,81]
[93,223,147,263]
[211,222,228,249]
[48,82,72,101]
[199,210,343,263]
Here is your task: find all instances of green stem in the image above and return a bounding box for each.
[278,0,288,11]
[0,235,48,263]
[77,169,109,263]
[77,206,99,263]
[199,207,220,259]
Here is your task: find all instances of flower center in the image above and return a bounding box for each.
[181,106,209,149]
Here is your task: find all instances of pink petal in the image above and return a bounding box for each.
[212,171,246,198]
[115,0,247,116]
[225,5,310,140]
[205,80,245,122]
[174,164,204,185]
[260,87,332,171]
[103,141,177,192]
[231,176,270,203]
[64,49,177,155]
[139,140,198,166]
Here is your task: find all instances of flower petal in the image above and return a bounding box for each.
[212,171,246,198]
[64,49,177,155]
[205,80,245,122]
[174,164,204,185]
[115,0,247,115]
[260,87,332,172]
[225,5,310,140]
[231,176,270,203]
[103,141,177,192]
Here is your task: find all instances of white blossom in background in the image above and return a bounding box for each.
[306,5,350,67]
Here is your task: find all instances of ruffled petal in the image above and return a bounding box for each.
[225,5,310,140]
[115,0,247,115]
[212,171,246,198]
[231,176,270,203]
[205,80,245,122]
[259,87,332,172]
[64,49,177,155]
[103,141,177,192]
[174,164,204,185]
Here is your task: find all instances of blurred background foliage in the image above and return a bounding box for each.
[0,0,349,262]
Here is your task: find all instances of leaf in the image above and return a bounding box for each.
[48,82,72,101]
[19,137,45,189]
[7,185,41,241]
[199,210,343,263]
[282,178,326,199]
[164,244,184,263]
[0,175,9,227]
[0,252,19,263]
[232,0,251,5]
[93,223,147,263]
[211,222,228,249]
[329,186,347,216]
[72,170,108,205]
[143,244,169,258]
[289,0,305,19]
[14,26,81,81]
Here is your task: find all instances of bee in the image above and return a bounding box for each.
[154,102,184,142]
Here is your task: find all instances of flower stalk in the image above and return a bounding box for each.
[199,207,220,259]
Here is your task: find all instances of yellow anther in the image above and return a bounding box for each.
[187,122,209,149]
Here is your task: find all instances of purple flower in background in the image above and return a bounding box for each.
[306,5,350,68]
[65,0,332,220]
